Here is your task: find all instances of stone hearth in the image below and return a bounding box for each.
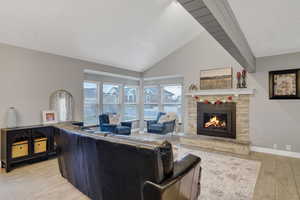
[184,94,251,155]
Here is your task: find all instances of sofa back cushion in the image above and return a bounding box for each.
[56,128,171,200]
[156,112,166,122]
[99,114,109,125]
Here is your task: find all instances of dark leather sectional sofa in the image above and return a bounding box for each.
[55,127,201,200]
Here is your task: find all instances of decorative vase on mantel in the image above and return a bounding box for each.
[241,69,247,88]
[7,107,17,128]
[237,72,242,88]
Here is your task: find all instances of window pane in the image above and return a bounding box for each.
[84,82,98,125]
[164,105,182,122]
[103,104,120,114]
[125,86,138,104]
[163,85,182,104]
[103,84,120,104]
[124,105,137,121]
[144,104,159,120]
[84,103,98,125]
[144,87,159,104]
[84,82,98,103]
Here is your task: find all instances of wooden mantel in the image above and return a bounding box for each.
[185,88,255,96]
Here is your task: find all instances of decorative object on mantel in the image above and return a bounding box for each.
[204,99,210,104]
[193,96,234,104]
[237,69,247,88]
[200,67,232,89]
[7,107,17,128]
[227,96,233,102]
[42,110,58,124]
[237,71,241,88]
[269,69,300,99]
[188,83,198,92]
[242,69,247,88]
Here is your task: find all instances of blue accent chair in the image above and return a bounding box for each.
[99,114,132,135]
[146,112,176,135]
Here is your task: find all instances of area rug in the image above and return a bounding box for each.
[175,147,261,200]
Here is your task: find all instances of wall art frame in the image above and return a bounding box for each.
[269,69,300,99]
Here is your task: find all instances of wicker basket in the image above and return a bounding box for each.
[34,137,47,154]
[12,141,29,158]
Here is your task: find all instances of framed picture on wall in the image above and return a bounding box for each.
[200,67,232,90]
[269,69,300,99]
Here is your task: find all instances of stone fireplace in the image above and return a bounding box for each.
[182,91,254,155]
[197,102,236,139]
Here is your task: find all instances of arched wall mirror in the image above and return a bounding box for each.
[50,90,74,122]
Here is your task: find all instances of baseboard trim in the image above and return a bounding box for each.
[251,146,300,158]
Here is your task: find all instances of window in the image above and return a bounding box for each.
[103,83,120,114]
[84,82,99,125]
[162,85,182,122]
[144,104,159,120]
[124,86,139,121]
[143,84,183,122]
[144,87,159,120]
[144,87,159,104]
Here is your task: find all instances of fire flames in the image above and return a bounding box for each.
[204,116,226,128]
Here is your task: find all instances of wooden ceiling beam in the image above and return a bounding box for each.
[178,0,256,72]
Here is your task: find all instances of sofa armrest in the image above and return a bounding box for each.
[146,120,157,132]
[162,120,176,133]
[146,120,157,126]
[121,121,132,128]
[163,154,201,184]
[143,154,201,200]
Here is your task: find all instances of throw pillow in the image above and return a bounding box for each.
[109,114,120,125]
[158,112,178,124]
[158,114,169,124]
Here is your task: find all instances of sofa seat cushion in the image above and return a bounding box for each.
[149,124,164,131]
[115,126,131,134]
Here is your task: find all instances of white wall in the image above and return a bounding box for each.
[0,43,141,128]
[144,30,300,153]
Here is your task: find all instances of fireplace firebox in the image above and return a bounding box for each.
[197,102,236,139]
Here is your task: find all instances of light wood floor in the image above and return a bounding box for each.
[1,150,300,200]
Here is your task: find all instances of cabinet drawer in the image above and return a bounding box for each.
[34,138,47,154]
[12,141,29,158]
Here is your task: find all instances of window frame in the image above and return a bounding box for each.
[161,84,183,122]
[143,85,160,120]
[102,82,122,104]
[124,85,139,105]
[124,85,139,121]
[144,85,160,105]
[102,82,122,114]
[83,80,100,126]
[143,83,183,122]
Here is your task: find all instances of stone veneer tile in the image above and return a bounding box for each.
[186,94,251,155]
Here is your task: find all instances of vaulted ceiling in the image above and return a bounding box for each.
[228,0,300,57]
[0,0,203,72]
[1,0,300,72]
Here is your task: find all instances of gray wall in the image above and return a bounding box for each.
[144,30,300,153]
[0,43,141,128]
